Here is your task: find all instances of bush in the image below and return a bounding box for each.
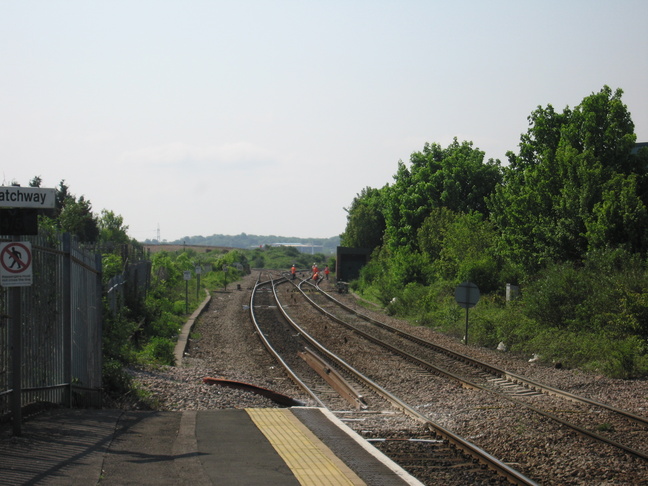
[150,310,182,339]
[103,358,133,395]
[522,262,586,329]
[141,337,176,366]
[581,336,648,379]
[172,300,187,315]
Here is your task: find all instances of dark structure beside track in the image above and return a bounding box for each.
[335,246,371,282]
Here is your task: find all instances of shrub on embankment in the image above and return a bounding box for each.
[351,248,648,379]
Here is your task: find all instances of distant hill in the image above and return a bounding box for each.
[142,233,341,254]
[142,244,235,254]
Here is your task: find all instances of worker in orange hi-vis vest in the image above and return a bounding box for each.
[313,271,319,282]
[324,265,330,280]
[291,264,296,280]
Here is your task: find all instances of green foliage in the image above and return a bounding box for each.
[98,209,130,245]
[355,249,391,305]
[249,250,265,268]
[383,138,502,250]
[58,195,100,242]
[239,245,328,274]
[151,252,182,286]
[489,86,642,274]
[141,337,176,366]
[387,282,432,318]
[102,358,133,396]
[343,86,648,379]
[417,207,457,263]
[102,247,253,390]
[432,212,502,293]
[42,180,101,243]
[340,186,386,250]
[103,303,137,360]
[522,262,585,330]
[511,328,646,379]
[521,249,648,338]
[586,173,648,253]
[172,300,187,315]
[102,253,123,284]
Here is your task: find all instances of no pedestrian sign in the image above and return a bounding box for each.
[0,242,33,287]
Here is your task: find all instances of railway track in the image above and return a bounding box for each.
[249,273,538,485]
[288,278,648,464]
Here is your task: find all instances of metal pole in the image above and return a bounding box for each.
[10,236,22,435]
[10,282,21,435]
[94,252,104,407]
[63,233,72,407]
[464,307,469,346]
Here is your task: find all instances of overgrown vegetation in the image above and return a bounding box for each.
[342,86,648,378]
[99,244,326,402]
[101,247,250,402]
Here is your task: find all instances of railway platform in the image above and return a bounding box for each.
[0,406,424,485]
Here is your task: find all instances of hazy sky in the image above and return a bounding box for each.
[2,1,647,242]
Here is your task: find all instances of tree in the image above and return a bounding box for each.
[99,210,130,245]
[489,86,642,273]
[417,207,457,263]
[435,212,501,292]
[586,173,648,253]
[54,180,71,216]
[340,186,386,250]
[37,180,100,242]
[383,138,501,250]
[58,195,99,242]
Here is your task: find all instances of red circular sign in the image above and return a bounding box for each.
[1,242,32,274]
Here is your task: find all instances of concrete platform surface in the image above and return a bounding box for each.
[0,407,424,485]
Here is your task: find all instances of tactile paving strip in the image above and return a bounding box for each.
[292,408,421,486]
[246,408,363,486]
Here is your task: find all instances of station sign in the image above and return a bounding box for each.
[0,187,56,208]
[0,241,33,287]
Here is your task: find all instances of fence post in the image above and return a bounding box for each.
[9,236,22,435]
[62,233,72,407]
[94,253,103,407]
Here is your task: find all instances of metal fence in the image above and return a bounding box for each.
[106,260,151,316]
[0,233,103,424]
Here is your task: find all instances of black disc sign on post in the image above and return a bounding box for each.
[455,281,480,345]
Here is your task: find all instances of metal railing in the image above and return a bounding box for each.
[0,233,103,428]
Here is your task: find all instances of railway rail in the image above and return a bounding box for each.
[288,277,648,464]
[249,272,538,485]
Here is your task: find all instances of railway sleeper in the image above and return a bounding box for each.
[488,377,542,396]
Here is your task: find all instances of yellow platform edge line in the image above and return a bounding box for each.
[246,408,365,486]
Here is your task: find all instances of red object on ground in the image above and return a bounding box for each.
[203,377,305,407]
